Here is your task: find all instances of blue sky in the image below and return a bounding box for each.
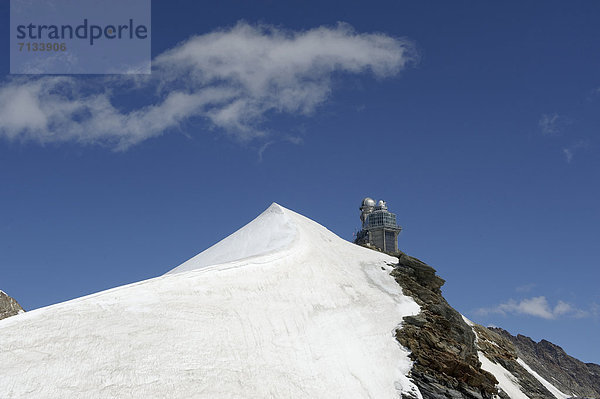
[1,0,599,363]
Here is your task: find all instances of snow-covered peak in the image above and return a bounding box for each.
[167,202,297,274]
[166,202,366,275]
[0,203,422,398]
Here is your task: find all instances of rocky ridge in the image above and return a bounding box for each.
[391,252,498,399]
[0,290,24,320]
[389,250,599,399]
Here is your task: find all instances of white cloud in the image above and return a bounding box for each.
[476,296,589,320]
[0,77,236,149]
[562,139,589,163]
[0,22,417,150]
[538,113,561,136]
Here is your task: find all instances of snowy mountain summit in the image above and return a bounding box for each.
[0,203,422,398]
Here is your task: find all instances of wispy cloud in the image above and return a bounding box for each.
[538,113,562,136]
[537,113,592,162]
[0,22,417,150]
[476,296,590,320]
[562,139,589,163]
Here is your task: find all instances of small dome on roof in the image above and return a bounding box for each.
[362,197,376,207]
[376,200,388,210]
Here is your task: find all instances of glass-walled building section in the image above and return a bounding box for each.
[365,211,397,229]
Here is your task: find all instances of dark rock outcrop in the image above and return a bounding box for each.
[491,327,600,398]
[391,252,499,399]
[0,290,24,320]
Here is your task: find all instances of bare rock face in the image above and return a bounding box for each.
[391,252,499,399]
[491,327,600,398]
[0,290,24,320]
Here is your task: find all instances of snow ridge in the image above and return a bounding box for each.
[0,203,421,398]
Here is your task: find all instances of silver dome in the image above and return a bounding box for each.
[361,197,376,207]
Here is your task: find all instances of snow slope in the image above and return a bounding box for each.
[463,317,529,398]
[0,203,421,398]
[477,352,531,399]
[477,352,569,399]
[463,315,569,399]
[516,358,570,399]
[167,204,297,274]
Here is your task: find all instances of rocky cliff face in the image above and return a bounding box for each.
[0,290,24,320]
[391,252,498,399]
[389,251,599,399]
[491,327,600,398]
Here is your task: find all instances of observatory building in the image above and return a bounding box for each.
[355,197,402,253]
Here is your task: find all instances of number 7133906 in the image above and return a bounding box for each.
[18,42,67,51]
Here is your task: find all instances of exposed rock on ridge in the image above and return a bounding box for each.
[0,290,24,320]
[391,252,499,399]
